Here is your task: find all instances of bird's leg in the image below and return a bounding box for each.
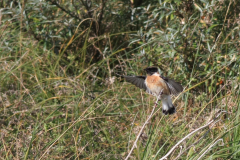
[158,89,164,102]
[156,89,164,104]
[159,89,164,96]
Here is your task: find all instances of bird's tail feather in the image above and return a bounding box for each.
[161,95,176,115]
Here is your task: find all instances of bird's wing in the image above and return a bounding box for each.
[161,76,183,96]
[123,76,148,91]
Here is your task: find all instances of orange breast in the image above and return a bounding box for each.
[145,75,170,95]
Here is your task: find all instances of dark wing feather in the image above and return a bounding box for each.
[161,77,183,96]
[123,76,147,90]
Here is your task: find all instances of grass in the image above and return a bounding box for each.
[1,14,240,160]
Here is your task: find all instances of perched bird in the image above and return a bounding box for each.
[123,66,183,115]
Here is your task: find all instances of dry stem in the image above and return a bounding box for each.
[159,110,226,160]
[125,90,163,160]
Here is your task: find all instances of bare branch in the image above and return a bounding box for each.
[125,90,163,160]
[159,110,226,160]
[197,139,224,160]
[47,0,81,21]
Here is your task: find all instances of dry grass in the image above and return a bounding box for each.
[1,54,239,159]
[1,0,240,159]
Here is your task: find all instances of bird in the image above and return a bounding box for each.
[123,66,183,115]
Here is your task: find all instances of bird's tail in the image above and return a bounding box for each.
[161,95,176,115]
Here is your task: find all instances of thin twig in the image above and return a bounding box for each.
[47,0,81,21]
[159,120,214,160]
[159,110,226,160]
[173,114,223,160]
[173,129,210,160]
[125,90,163,160]
[197,139,224,160]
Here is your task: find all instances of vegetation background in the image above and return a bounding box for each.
[1,0,240,159]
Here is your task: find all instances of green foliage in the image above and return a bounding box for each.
[0,0,240,159]
[130,0,240,81]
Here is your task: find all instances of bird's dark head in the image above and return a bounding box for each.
[144,66,159,75]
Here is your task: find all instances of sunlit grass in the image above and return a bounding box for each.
[1,40,239,159]
[1,6,240,159]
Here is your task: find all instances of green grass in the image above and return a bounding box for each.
[1,1,240,158]
[1,35,240,159]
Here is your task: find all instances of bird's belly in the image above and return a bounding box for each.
[149,85,164,96]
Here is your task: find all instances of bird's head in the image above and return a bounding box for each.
[144,66,159,75]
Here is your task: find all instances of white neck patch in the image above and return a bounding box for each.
[153,72,160,76]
